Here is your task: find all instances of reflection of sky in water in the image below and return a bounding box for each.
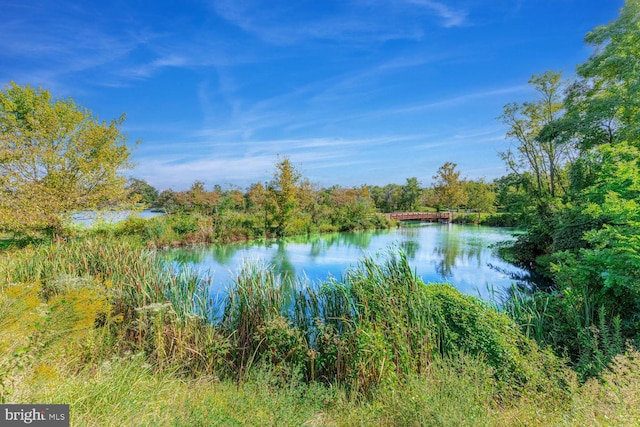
[160,224,529,301]
[70,209,163,227]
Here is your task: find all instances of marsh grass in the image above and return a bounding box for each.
[0,238,567,392]
[2,236,640,425]
[494,282,626,381]
[221,261,306,380]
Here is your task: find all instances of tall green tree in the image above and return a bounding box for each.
[370,183,402,213]
[465,179,496,218]
[432,162,467,210]
[126,178,158,206]
[561,0,640,153]
[400,177,422,211]
[267,157,301,237]
[550,0,640,345]
[0,82,132,234]
[493,174,534,226]
[498,72,575,263]
[499,71,572,202]
[503,1,640,377]
[556,0,640,197]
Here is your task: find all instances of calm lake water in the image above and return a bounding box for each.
[161,223,530,300]
[70,209,163,227]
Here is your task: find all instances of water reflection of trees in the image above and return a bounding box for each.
[401,240,420,259]
[161,248,208,265]
[271,241,296,284]
[398,225,421,239]
[209,244,243,265]
[462,236,484,266]
[161,225,531,299]
[161,243,248,266]
[432,232,483,279]
[307,230,385,258]
[487,262,553,291]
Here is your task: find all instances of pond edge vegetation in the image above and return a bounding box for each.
[3,237,640,425]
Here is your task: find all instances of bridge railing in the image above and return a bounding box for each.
[387,212,452,221]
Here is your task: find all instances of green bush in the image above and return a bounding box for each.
[143,217,172,241]
[115,217,149,236]
[169,214,199,236]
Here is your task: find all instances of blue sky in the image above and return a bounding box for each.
[1,0,624,191]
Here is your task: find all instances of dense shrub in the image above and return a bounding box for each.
[168,214,199,236]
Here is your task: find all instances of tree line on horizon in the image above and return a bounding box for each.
[126,160,498,216]
[122,157,499,241]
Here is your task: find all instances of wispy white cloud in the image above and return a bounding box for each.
[191,49,471,142]
[120,55,189,79]
[351,84,531,120]
[134,156,274,189]
[402,0,468,28]
[134,144,352,189]
[210,0,467,46]
[204,80,527,143]
[0,1,261,91]
[133,133,437,189]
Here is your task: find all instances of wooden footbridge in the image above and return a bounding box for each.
[387,211,452,223]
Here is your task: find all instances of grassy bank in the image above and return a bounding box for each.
[7,349,640,426]
[1,237,639,425]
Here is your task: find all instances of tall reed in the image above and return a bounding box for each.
[220,261,307,380]
[0,237,227,375]
[288,251,568,394]
[1,237,571,397]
